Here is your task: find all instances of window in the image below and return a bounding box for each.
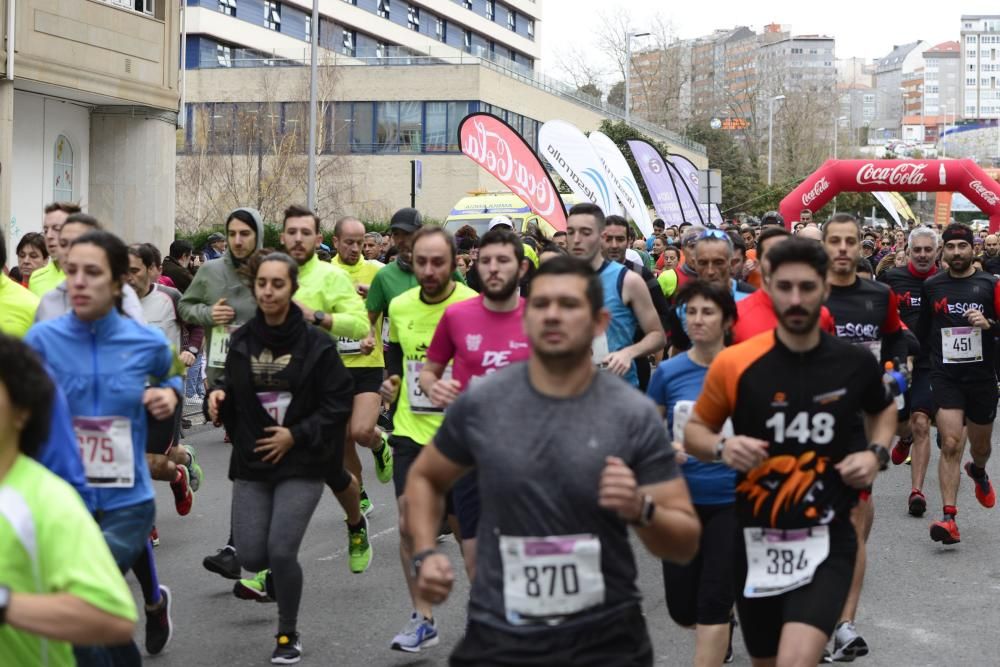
[462,0,471,9]
[968,50,977,58]
[134,0,154,15]
[435,16,446,42]
[342,30,356,57]
[351,103,375,152]
[218,0,236,16]
[407,4,419,30]
[265,1,280,31]
[527,19,534,39]
[464,30,472,53]
[217,43,233,67]
[399,101,421,152]
[377,0,389,19]
[507,8,515,31]
[304,16,311,41]
[53,135,74,202]
[424,102,448,151]
[968,77,977,86]
[376,102,399,151]
[485,0,494,21]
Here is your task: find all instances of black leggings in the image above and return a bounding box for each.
[232,478,324,634]
[662,503,737,627]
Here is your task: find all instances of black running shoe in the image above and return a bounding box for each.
[145,585,173,655]
[271,632,302,664]
[203,545,240,580]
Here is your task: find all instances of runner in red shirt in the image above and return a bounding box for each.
[732,227,835,343]
[419,227,532,577]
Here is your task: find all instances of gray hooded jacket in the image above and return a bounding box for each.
[178,207,264,383]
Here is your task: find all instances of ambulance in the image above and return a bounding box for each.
[443,191,581,238]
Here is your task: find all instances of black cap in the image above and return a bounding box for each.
[389,208,423,233]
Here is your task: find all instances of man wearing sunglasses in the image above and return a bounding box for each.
[667,230,756,355]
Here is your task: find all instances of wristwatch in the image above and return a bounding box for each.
[0,585,10,625]
[186,346,199,356]
[628,494,656,527]
[312,310,326,327]
[713,438,727,462]
[868,444,890,471]
[410,549,438,578]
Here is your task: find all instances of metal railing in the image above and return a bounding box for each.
[195,50,706,155]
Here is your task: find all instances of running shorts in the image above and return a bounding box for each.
[348,367,384,395]
[662,503,736,627]
[930,373,999,425]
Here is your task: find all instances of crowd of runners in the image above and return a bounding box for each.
[1,196,998,666]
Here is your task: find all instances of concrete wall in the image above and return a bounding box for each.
[89,110,177,253]
[14,0,180,111]
[9,92,91,240]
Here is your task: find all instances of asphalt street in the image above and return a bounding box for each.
[135,413,999,666]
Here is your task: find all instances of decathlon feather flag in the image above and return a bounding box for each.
[589,131,653,236]
[538,120,623,216]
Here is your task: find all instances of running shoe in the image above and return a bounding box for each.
[150,526,160,548]
[965,462,996,508]
[908,489,927,517]
[373,431,394,484]
[203,545,241,580]
[390,612,439,653]
[348,517,373,574]
[831,621,869,662]
[271,632,302,664]
[185,445,203,493]
[360,494,374,518]
[891,436,912,466]
[233,570,274,602]
[145,585,173,655]
[170,465,193,516]
[929,516,961,544]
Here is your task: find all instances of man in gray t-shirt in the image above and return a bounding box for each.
[404,256,700,666]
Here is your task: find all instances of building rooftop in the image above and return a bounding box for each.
[924,41,960,55]
[877,41,922,71]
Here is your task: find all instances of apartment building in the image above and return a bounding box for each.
[960,15,1000,120]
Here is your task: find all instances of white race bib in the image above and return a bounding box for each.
[941,326,983,364]
[406,360,452,413]
[672,401,734,446]
[257,391,292,425]
[337,336,363,355]
[591,333,609,367]
[743,526,830,598]
[208,324,240,368]
[500,534,605,625]
[73,416,134,488]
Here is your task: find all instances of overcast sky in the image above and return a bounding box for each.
[540,0,999,81]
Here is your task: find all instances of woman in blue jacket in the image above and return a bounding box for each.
[26,230,182,665]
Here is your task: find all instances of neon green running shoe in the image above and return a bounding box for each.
[360,494,374,517]
[373,431,394,484]
[233,570,274,602]
[185,445,204,493]
[348,517,373,574]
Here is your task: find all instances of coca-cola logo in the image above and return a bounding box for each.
[461,117,559,218]
[802,176,830,207]
[856,162,928,187]
[969,180,1000,206]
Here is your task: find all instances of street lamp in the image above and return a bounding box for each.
[306,0,319,210]
[767,94,785,186]
[833,115,847,159]
[624,31,650,125]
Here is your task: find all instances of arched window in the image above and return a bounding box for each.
[53,135,74,202]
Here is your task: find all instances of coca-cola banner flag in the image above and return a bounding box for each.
[459,113,568,231]
[539,120,623,217]
[781,159,1000,232]
[668,153,707,225]
[627,139,685,225]
[588,132,653,236]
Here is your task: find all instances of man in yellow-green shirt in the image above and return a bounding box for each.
[281,205,380,574]
[1,236,39,337]
[382,226,476,652]
[27,202,80,297]
[331,216,394,518]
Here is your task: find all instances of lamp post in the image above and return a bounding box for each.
[767,94,785,186]
[833,115,847,159]
[624,31,650,125]
[306,0,319,210]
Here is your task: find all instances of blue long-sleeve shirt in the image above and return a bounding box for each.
[26,308,182,512]
[37,372,96,511]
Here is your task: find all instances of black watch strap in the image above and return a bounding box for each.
[868,444,890,471]
[0,585,10,625]
[410,548,438,577]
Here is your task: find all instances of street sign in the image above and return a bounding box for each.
[699,169,722,206]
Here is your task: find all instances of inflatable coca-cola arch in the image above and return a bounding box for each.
[780,159,1000,232]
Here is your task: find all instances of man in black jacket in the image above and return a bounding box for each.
[162,240,195,293]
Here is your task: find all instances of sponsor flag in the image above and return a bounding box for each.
[627,139,686,225]
[459,113,568,231]
[539,120,623,216]
[667,153,707,225]
[934,192,953,225]
[872,192,903,227]
[588,132,653,236]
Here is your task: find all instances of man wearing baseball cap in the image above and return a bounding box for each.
[203,232,226,261]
